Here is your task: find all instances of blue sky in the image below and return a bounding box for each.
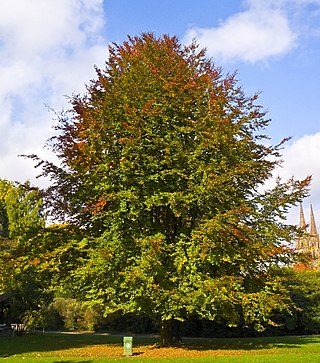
[1,0,320,225]
[104,0,320,141]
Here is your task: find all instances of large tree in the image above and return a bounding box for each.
[33,33,309,345]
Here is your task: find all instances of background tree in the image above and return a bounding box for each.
[271,268,320,336]
[0,179,93,329]
[13,223,90,329]
[0,179,46,324]
[32,33,310,345]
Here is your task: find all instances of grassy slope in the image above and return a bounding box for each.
[0,333,320,362]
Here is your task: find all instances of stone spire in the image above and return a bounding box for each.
[300,203,307,229]
[296,203,320,264]
[310,204,318,237]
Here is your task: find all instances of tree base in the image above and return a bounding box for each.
[160,319,182,347]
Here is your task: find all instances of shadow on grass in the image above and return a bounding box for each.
[0,332,318,357]
[176,335,320,352]
[0,332,158,357]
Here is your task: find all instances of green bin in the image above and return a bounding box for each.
[123,336,133,356]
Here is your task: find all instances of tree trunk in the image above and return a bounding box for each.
[160,319,182,347]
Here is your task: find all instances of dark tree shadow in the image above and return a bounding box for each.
[0,332,157,357]
[177,335,320,351]
[0,332,318,358]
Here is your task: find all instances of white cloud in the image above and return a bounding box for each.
[0,0,107,186]
[184,0,297,63]
[0,0,104,57]
[278,134,320,182]
[273,133,320,226]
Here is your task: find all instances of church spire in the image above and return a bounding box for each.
[300,203,307,229]
[310,204,318,237]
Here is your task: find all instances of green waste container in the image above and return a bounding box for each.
[123,336,133,356]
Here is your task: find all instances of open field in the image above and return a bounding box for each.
[1,333,320,362]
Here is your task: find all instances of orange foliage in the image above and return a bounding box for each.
[90,195,108,214]
[293,261,316,272]
[24,342,254,359]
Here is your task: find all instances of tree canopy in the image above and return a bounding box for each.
[31,33,310,345]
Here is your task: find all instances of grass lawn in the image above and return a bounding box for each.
[1,332,320,362]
